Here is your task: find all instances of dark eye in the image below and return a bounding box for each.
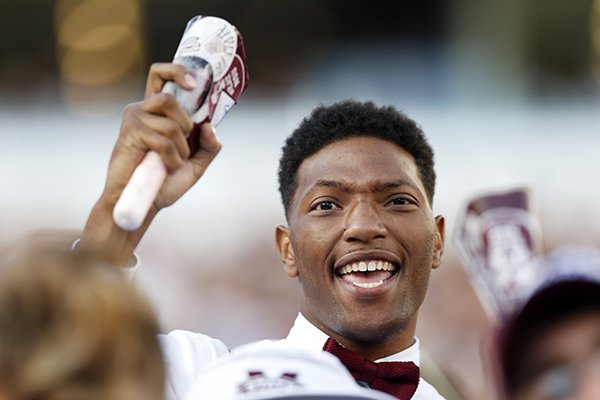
[386,197,412,206]
[314,201,340,211]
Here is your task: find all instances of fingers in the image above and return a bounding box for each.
[120,95,221,181]
[188,122,222,177]
[141,92,194,135]
[120,100,191,173]
[138,127,185,172]
[145,62,197,98]
[136,112,191,161]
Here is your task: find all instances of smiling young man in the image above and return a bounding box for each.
[79,64,446,399]
[274,102,445,399]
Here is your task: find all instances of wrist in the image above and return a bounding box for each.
[81,197,158,267]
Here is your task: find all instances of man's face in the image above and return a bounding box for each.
[276,136,444,356]
[514,310,600,400]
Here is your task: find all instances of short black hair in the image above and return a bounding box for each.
[277,100,436,219]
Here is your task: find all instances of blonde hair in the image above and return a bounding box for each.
[0,244,164,400]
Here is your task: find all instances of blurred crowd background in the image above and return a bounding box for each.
[1,1,600,399]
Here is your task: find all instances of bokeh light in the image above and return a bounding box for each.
[592,0,600,83]
[53,0,146,114]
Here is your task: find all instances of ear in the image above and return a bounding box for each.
[275,225,298,278]
[432,215,445,269]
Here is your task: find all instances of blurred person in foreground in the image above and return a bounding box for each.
[0,241,165,400]
[495,247,600,400]
[79,63,446,400]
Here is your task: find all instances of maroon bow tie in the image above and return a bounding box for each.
[323,338,420,400]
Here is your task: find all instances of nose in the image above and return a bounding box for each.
[342,200,387,243]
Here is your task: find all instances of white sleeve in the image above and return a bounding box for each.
[119,254,139,282]
[413,378,447,400]
[159,330,230,400]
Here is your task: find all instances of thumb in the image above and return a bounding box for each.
[189,122,222,177]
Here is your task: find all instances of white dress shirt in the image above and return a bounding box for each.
[283,314,445,400]
[159,313,445,400]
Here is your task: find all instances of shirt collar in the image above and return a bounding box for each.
[284,313,421,366]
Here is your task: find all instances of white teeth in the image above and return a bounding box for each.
[353,280,384,288]
[338,260,396,275]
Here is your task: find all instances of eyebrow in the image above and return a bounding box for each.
[374,180,413,191]
[314,179,350,192]
[313,179,417,192]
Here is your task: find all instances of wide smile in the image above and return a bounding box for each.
[335,260,398,288]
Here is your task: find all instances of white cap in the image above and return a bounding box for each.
[184,340,397,400]
[534,245,600,288]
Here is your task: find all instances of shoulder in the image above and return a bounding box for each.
[159,330,230,400]
[413,377,447,400]
[159,329,229,363]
